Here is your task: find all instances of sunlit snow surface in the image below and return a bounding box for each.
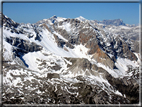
[76,16,88,22]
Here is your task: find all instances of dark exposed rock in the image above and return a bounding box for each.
[121,42,137,60]
[106,70,139,104]
[86,38,98,54]
[129,40,139,53]
[92,47,115,69]
[53,34,75,49]
[5,37,42,54]
[27,33,34,38]
[35,33,42,41]
[53,34,66,48]
[5,36,42,67]
[42,23,51,32]
[65,42,74,49]
[68,37,79,45]
[65,58,93,75]
[34,28,42,41]
[57,29,70,40]
[2,13,19,28]
[79,31,94,45]
[47,73,60,79]
[85,37,115,69]
[65,57,113,76]
[50,63,61,71]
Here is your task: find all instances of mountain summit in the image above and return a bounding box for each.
[76,16,87,22]
[2,14,140,104]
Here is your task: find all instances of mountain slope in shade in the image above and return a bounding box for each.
[1,13,140,104]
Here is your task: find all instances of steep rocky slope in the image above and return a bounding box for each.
[1,13,141,104]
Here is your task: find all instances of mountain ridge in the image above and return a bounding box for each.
[1,13,140,104]
[94,19,126,26]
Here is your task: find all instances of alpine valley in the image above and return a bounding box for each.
[1,13,141,104]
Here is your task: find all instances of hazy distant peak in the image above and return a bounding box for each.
[99,19,126,26]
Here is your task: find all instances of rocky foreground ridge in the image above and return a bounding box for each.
[1,13,141,104]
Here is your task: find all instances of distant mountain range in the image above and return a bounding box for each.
[94,19,126,26]
[1,13,140,104]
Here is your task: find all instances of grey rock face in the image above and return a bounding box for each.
[121,42,137,60]
[5,37,42,53]
[53,34,75,49]
[47,73,60,79]
[107,75,139,103]
[65,57,113,76]
[65,58,92,75]
[4,36,43,67]
[55,28,70,40]
[2,13,19,28]
[65,42,74,49]
[68,37,79,45]
[129,40,139,53]
[33,28,42,41]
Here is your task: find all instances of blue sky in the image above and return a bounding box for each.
[2,2,140,25]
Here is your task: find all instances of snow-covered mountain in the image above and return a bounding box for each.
[1,13,141,104]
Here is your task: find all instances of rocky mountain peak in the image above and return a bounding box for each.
[51,15,57,19]
[2,13,19,29]
[76,16,86,21]
[49,15,58,23]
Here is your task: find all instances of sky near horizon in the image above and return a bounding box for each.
[2,2,140,25]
